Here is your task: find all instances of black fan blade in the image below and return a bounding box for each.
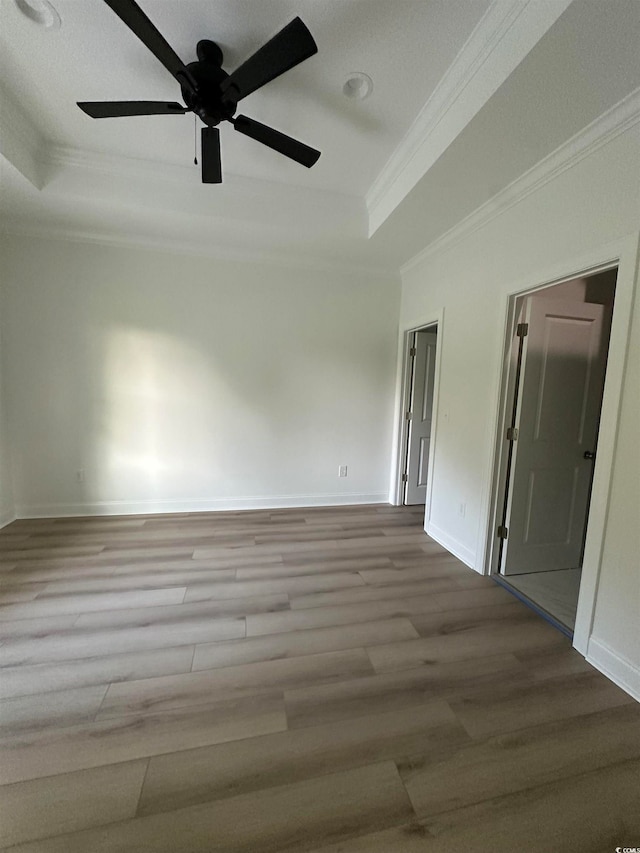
[202,127,222,183]
[78,101,188,118]
[233,115,320,168]
[103,0,197,94]
[222,17,317,101]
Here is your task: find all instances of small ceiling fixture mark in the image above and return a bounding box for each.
[14,0,61,29]
[343,72,373,100]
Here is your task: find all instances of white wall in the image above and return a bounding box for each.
[399,123,640,696]
[0,235,400,515]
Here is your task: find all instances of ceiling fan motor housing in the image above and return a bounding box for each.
[182,40,239,127]
[77,3,320,183]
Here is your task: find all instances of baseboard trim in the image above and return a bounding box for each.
[586,637,640,703]
[15,493,389,519]
[0,509,16,529]
[425,521,477,570]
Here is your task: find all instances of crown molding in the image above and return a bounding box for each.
[0,142,390,278]
[366,0,573,236]
[0,217,397,280]
[400,87,640,276]
[43,143,361,211]
[0,84,47,189]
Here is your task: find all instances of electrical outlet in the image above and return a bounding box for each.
[458,502,466,518]
[76,469,85,483]
[338,465,348,478]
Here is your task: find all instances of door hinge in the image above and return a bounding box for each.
[506,427,518,441]
[409,347,416,357]
[516,322,529,338]
[497,525,508,539]
[405,411,413,421]
[402,473,408,483]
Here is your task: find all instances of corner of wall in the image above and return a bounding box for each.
[425,520,478,571]
[586,637,640,703]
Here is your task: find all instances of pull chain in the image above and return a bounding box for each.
[193,114,198,166]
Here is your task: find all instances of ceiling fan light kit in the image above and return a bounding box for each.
[76,0,321,184]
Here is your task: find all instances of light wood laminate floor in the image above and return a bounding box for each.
[0,505,637,852]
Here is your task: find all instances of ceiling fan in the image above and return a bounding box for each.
[77,0,321,183]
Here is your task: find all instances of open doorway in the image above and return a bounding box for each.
[491,268,617,634]
[400,325,438,507]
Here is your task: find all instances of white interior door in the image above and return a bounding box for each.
[502,296,606,574]
[404,330,437,505]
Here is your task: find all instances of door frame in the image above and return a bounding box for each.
[483,233,639,655]
[390,311,443,524]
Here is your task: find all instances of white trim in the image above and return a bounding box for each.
[401,88,640,275]
[367,0,573,234]
[587,637,640,703]
[368,0,526,218]
[389,310,443,511]
[0,219,395,279]
[426,521,476,571]
[14,493,389,519]
[391,332,417,506]
[45,144,361,209]
[0,510,16,530]
[0,83,46,189]
[573,235,640,654]
[479,233,640,662]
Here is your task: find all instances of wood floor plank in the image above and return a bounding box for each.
[358,560,469,586]
[73,594,290,630]
[307,758,640,852]
[0,684,108,733]
[2,761,414,853]
[184,571,365,603]
[0,565,119,583]
[513,644,594,680]
[0,547,106,561]
[414,759,640,853]
[288,578,462,610]
[192,618,419,671]
[112,554,284,574]
[399,702,640,819]
[432,585,516,610]
[8,549,196,571]
[246,594,444,637]
[39,569,235,594]
[367,613,565,673]
[0,692,286,785]
[192,532,437,560]
[407,602,534,635]
[235,555,393,580]
[0,585,48,603]
[0,615,244,666]
[7,556,194,575]
[138,701,467,816]
[0,588,188,621]
[0,646,195,699]
[0,760,148,849]
[98,648,374,718]
[449,669,633,739]
[285,654,525,730]
[0,615,79,640]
